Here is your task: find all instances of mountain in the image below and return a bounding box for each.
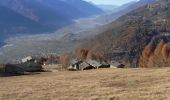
[0,0,103,38]
[96,0,156,24]
[54,0,158,42]
[63,0,103,16]
[82,0,170,67]
[0,5,49,37]
[97,4,118,12]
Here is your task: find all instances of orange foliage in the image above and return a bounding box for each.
[60,54,70,68]
[76,48,89,60]
[139,41,170,68]
[154,40,165,55]
[143,43,154,59]
[147,54,155,67]
[139,42,154,68]
[161,44,170,63]
[76,48,104,62]
[86,51,104,62]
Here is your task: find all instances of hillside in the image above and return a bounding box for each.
[0,5,48,37]
[82,0,170,67]
[0,68,170,99]
[0,0,103,37]
[95,0,156,24]
[54,0,158,41]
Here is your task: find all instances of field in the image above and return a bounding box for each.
[0,68,170,100]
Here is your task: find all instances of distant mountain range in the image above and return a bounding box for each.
[60,0,158,41]
[96,0,156,24]
[0,0,103,38]
[97,4,118,12]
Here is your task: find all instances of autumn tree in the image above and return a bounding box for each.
[60,54,70,68]
[75,48,89,60]
[154,40,165,55]
[139,41,170,68]
[143,43,154,59]
[139,42,154,68]
[86,51,104,62]
[161,44,170,63]
[147,54,155,67]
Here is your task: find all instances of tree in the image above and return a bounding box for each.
[75,48,89,60]
[60,54,70,68]
[139,42,154,68]
[86,51,104,62]
[143,43,154,59]
[154,40,165,55]
[161,44,170,63]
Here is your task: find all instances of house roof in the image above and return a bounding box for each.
[21,56,33,63]
[87,60,102,68]
[80,62,90,67]
[110,61,123,67]
[71,59,82,64]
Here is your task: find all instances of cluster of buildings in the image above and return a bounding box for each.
[0,55,125,76]
[68,59,125,71]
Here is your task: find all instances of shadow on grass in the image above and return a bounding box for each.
[0,71,45,77]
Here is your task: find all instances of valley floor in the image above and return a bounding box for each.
[0,68,170,100]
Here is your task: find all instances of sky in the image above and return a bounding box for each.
[85,0,139,6]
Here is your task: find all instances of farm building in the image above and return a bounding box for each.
[21,56,34,63]
[68,60,82,71]
[110,61,125,68]
[87,60,102,69]
[99,62,110,68]
[0,56,43,75]
[68,60,96,71]
[68,60,111,71]
[80,62,95,70]
[68,59,125,71]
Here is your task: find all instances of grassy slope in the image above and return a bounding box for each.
[0,68,170,100]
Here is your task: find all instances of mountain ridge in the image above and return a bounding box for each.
[0,0,103,38]
[82,0,170,67]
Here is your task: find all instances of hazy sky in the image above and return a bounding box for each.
[85,0,139,5]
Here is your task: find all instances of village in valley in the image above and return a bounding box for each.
[0,48,125,76]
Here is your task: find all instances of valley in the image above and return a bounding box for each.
[0,15,105,63]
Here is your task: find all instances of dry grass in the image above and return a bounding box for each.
[0,68,170,100]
